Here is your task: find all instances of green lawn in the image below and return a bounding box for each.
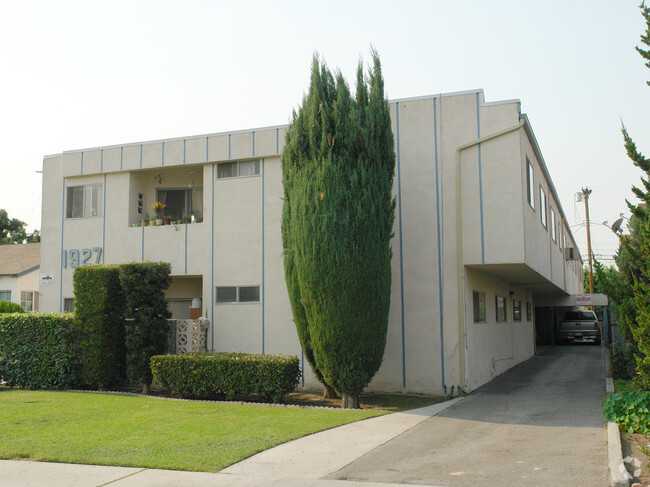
[0,390,386,472]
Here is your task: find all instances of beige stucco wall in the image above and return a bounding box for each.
[39,91,583,395]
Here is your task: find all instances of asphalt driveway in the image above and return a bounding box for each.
[328,345,608,486]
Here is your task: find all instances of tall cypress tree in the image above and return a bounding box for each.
[282,51,395,408]
[614,1,650,386]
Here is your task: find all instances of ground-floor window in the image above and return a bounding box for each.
[513,299,521,322]
[0,290,10,302]
[20,291,38,312]
[473,291,486,322]
[527,301,532,321]
[63,298,74,313]
[216,285,260,304]
[496,296,507,322]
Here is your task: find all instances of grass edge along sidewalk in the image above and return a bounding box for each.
[0,390,400,472]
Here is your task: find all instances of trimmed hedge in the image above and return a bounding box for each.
[120,262,172,391]
[0,300,24,313]
[74,265,126,390]
[151,353,301,403]
[0,313,80,389]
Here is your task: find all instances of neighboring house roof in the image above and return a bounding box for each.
[0,243,40,276]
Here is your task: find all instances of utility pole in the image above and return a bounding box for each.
[582,187,594,295]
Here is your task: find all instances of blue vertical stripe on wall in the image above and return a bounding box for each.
[476,93,485,264]
[396,102,406,388]
[184,224,188,275]
[211,163,215,350]
[80,152,84,175]
[261,158,265,354]
[434,98,445,390]
[102,174,107,263]
[59,180,66,312]
[139,145,143,169]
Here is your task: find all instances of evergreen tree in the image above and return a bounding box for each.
[612,1,650,387]
[119,262,172,394]
[282,51,395,408]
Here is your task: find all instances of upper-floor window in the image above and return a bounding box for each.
[539,186,547,228]
[550,208,557,241]
[217,160,260,179]
[526,158,535,209]
[66,184,102,219]
[157,188,203,222]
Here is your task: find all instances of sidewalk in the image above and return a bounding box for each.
[0,400,461,487]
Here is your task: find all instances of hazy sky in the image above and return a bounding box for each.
[1,0,649,264]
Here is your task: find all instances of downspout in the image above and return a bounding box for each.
[455,118,526,393]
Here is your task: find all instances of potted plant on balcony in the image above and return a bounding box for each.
[152,201,166,226]
[141,213,150,227]
[163,215,172,225]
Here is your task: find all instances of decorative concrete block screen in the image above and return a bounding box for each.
[168,318,209,354]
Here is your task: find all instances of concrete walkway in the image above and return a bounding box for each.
[1,346,610,486]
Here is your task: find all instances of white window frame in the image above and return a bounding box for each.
[539,186,547,229]
[526,158,535,210]
[216,160,260,179]
[0,290,11,302]
[20,291,38,312]
[550,208,557,241]
[66,184,102,219]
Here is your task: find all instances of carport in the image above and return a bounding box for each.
[534,293,609,347]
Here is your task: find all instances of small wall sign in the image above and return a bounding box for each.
[40,273,55,286]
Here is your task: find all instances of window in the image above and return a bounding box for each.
[63,298,74,313]
[216,285,260,304]
[217,160,260,179]
[157,188,203,221]
[527,301,532,321]
[539,186,547,228]
[526,158,535,209]
[21,291,38,312]
[496,296,507,322]
[0,290,10,302]
[513,299,522,322]
[550,208,557,242]
[66,184,102,218]
[473,291,486,322]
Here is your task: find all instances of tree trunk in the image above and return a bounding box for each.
[323,384,338,399]
[341,392,360,409]
[142,383,150,395]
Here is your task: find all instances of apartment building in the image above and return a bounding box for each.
[39,89,583,394]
